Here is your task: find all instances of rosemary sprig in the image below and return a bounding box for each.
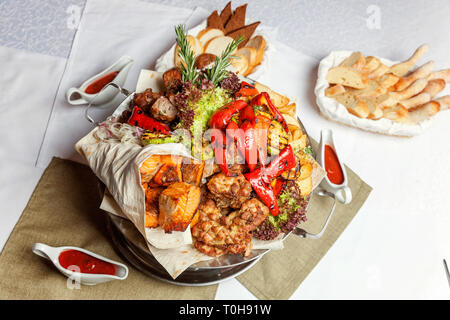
[175,25,199,84]
[205,36,245,86]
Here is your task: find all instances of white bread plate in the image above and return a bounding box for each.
[155,20,276,80]
[315,51,433,137]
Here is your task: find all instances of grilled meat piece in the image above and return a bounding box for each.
[150,96,178,122]
[158,182,201,233]
[152,155,183,186]
[133,88,162,113]
[194,53,216,70]
[222,198,269,232]
[206,173,252,209]
[181,161,205,186]
[162,67,182,93]
[191,199,255,257]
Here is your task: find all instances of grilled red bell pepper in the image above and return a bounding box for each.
[236,120,258,171]
[235,81,259,98]
[254,113,271,166]
[210,129,232,176]
[239,105,256,122]
[244,170,279,216]
[209,100,248,130]
[261,145,296,183]
[250,92,289,132]
[272,178,286,197]
[127,106,170,134]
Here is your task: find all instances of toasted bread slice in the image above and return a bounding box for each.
[197,28,224,48]
[230,54,249,75]
[334,93,369,118]
[224,4,247,34]
[226,22,260,48]
[340,51,366,71]
[377,74,399,88]
[362,56,381,73]
[326,66,368,89]
[235,47,257,75]
[254,82,290,108]
[367,63,390,79]
[246,35,266,65]
[219,2,232,26]
[362,98,383,119]
[207,10,224,30]
[174,35,202,67]
[325,84,346,97]
[204,35,235,56]
[347,80,386,98]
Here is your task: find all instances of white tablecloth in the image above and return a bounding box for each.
[0,0,449,299]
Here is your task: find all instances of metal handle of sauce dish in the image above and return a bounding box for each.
[85,82,131,125]
[292,188,337,239]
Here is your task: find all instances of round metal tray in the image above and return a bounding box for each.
[105,211,262,286]
[92,79,335,286]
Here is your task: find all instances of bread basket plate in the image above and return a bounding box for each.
[155,20,276,81]
[315,50,433,137]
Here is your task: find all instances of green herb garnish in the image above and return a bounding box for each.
[303,145,313,156]
[175,25,199,84]
[205,36,244,86]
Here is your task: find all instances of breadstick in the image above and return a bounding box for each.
[390,78,428,101]
[421,79,446,98]
[383,104,409,122]
[433,95,450,110]
[390,44,429,77]
[398,92,431,110]
[393,61,434,91]
[408,101,440,123]
[428,69,450,82]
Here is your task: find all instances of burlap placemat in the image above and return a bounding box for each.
[0,152,371,300]
[0,158,217,299]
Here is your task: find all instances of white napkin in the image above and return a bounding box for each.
[0,45,66,251]
[36,0,205,167]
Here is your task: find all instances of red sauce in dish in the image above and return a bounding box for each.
[324,144,344,185]
[58,250,116,275]
[84,71,119,94]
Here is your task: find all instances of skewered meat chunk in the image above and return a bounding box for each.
[181,161,205,186]
[144,186,164,228]
[150,96,178,122]
[222,198,269,232]
[206,173,252,208]
[134,88,162,112]
[162,67,182,93]
[191,199,256,257]
[152,155,183,186]
[158,182,201,233]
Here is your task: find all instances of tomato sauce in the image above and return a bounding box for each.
[85,71,119,94]
[58,250,116,275]
[324,144,344,185]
